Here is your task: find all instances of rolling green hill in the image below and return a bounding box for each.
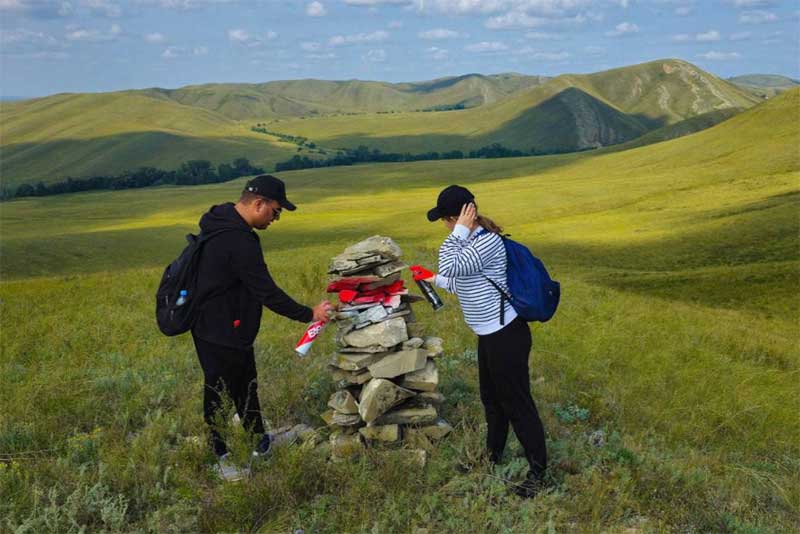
[0,92,299,187]
[139,73,548,120]
[728,74,800,99]
[0,60,760,188]
[266,59,760,154]
[1,89,797,532]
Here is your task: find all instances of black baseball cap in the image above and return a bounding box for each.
[427,185,475,222]
[244,174,297,211]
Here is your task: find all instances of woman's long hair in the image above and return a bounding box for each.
[476,214,503,234]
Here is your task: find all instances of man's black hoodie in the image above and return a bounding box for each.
[192,203,313,349]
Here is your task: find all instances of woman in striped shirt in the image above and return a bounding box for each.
[423,185,548,499]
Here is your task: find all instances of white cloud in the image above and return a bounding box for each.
[524,31,566,40]
[418,28,460,40]
[0,0,73,17]
[697,51,741,60]
[422,1,595,16]
[611,0,629,7]
[672,33,690,42]
[738,10,778,23]
[696,30,721,41]
[137,0,236,9]
[306,1,326,16]
[728,0,776,7]
[365,48,386,62]
[344,0,413,5]
[674,6,692,16]
[464,41,508,52]
[426,46,449,60]
[65,23,122,42]
[228,28,249,42]
[82,0,122,17]
[161,45,208,58]
[328,30,388,46]
[605,21,638,37]
[0,28,59,47]
[144,32,165,43]
[305,52,336,60]
[729,31,752,41]
[300,41,321,51]
[515,47,570,60]
[388,20,403,28]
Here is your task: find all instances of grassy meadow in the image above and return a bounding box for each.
[1,90,798,532]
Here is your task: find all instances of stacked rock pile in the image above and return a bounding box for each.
[321,236,452,460]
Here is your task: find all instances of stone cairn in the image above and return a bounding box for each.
[321,236,453,462]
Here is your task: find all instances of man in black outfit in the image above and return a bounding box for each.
[191,175,331,476]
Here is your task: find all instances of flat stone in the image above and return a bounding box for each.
[329,365,372,385]
[358,304,388,324]
[330,432,364,460]
[417,418,453,440]
[330,351,386,371]
[359,424,400,442]
[327,390,359,414]
[342,235,402,261]
[361,272,401,290]
[331,411,362,427]
[356,254,384,266]
[339,344,393,354]
[374,405,437,426]
[358,378,416,423]
[400,359,439,392]
[343,317,408,348]
[417,391,446,407]
[402,337,424,349]
[367,348,427,379]
[422,337,444,358]
[373,260,407,278]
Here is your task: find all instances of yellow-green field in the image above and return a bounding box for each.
[1,90,798,532]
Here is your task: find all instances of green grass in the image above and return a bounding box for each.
[1,90,798,532]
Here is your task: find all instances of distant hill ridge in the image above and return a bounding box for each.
[136,72,549,120]
[0,59,762,186]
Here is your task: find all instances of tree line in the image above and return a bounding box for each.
[4,158,263,200]
[274,143,551,172]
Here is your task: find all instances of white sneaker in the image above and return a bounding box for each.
[217,453,249,482]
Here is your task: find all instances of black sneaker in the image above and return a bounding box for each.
[251,433,272,458]
[511,471,545,499]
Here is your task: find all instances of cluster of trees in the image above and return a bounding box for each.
[251,125,310,147]
[5,158,263,200]
[274,143,536,172]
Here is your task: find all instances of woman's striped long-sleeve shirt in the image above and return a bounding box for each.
[434,224,517,336]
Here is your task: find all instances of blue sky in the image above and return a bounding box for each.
[1,0,798,97]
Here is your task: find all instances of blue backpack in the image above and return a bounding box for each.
[481,232,560,324]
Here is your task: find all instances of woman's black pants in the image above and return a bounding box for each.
[192,336,266,456]
[477,316,547,477]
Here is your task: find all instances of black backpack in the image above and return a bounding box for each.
[155,229,231,336]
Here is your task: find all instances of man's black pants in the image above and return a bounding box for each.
[192,336,266,456]
[477,316,547,478]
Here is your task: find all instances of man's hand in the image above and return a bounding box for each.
[312,300,334,322]
[456,202,477,229]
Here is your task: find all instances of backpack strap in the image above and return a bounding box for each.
[474,231,512,326]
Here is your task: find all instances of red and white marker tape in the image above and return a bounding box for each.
[294,320,327,357]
